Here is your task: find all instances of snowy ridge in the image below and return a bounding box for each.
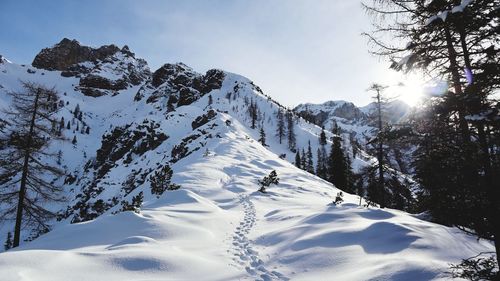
[0,40,495,280]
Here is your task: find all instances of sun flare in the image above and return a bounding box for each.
[385,73,426,107]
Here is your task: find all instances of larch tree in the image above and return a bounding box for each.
[0,82,65,247]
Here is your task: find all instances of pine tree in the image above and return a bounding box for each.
[258,126,267,146]
[316,148,327,179]
[301,149,306,170]
[73,104,80,118]
[120,192,143,214]
[149,165,180,197]
[0,82,64,248]
[4,232,12,251]
[72,135,77,145]
[306,141,314,174]
[328,124,351,191]
[276,108,285,144]
[286,110,296,151]
[295,151,301,168]
[66,121,70,130]
[85,126,90,134]
[208,95,213,106]
[59,116,64,131]
[249,100,258,129]
[364,0,500,268]
[319,126,327,146]
[258,170,279,193]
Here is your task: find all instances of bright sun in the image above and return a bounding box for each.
[385,73,426,107]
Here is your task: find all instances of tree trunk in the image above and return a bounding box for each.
[443,26,470,144]
[376,89,385,208]
[13,89,40,248]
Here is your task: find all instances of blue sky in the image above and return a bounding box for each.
[0,0,419,107]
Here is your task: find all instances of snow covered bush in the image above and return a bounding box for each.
[150,165,180,198]
[333,192,344,205]
[119,192,143,214]
[258,170,279,193]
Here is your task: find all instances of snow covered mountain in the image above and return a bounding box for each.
[0,39,494,280]
[294,99,412,143]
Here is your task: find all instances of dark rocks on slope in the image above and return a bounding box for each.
[192,110,217,130]
[146,63,225,108]
[32,38,120,71]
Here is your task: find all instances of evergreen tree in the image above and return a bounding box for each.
[319,126,327,146]
[286,110,296,151]
[258,170,279,193]
[85,126,90,134]
[306,141,314,173]
[248,100,258,129]
[59,117,64,132]
[73,103,80,118]
[120,192,143,214]
[208,95,213,106]
[316,148,327,179]
[364,0,500,269]
[276,108,285,144]
[258,126,267,146]
[328,124,351,191]
[295,151,301,168]
[301,148,306,170]
[72,135,77,145]
[4,232,12,251]
[0,82,64,248]
[66,121,70,130]
[149,165,180,198]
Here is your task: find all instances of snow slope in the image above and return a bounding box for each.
[0,118,493,280]
[0,40,495,280]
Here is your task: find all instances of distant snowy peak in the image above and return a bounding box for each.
[295,100,367,126]
[296,99,412,128]
[361,99,412,123]
[32,38,151,97]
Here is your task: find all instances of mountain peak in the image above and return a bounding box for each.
[32,38,124,71]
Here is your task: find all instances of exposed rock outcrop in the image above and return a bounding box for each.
[142,63,225,108]
[32,38,151,97]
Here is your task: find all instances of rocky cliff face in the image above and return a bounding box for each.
[32,38,120,71]
[136,63,225,108]
[32,38,151,97]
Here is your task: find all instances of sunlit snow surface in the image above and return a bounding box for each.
[0,57,494,281]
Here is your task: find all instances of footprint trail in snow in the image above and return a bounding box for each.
[230,194,289,281]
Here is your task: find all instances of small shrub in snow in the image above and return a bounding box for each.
[120,192,143,214]
[258,170,279,193]
[450,253,498,281]
[150,165,180,198]
[4,232,12,251]
[333,192,344,205]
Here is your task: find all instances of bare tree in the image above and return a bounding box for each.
[0,82,64,247]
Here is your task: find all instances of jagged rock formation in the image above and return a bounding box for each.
[136,63,224,107]
[32,38,150,96]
